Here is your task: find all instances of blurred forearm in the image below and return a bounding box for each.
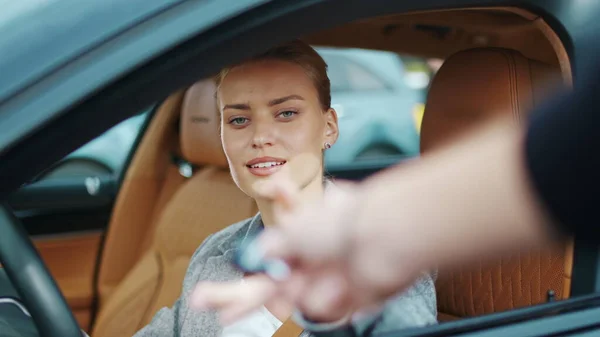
[354,118,554,273]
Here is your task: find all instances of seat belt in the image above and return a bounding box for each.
[273,318,304,337]
[272,317,361,337]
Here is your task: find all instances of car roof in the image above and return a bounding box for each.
[0,0,186,103]
[0,0,270,161]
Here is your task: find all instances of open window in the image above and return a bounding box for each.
[301,6,574,324]
[305,7,571,183]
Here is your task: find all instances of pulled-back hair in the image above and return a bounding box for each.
[215,39,331,111]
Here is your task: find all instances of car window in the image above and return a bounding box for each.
[35,111,149,182]
[36,47,438,181]
[317,47,440,170]
[324,54,390,92]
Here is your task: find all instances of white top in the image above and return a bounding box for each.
[221,305,283,337]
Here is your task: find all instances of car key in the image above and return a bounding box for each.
[233,232,291,281]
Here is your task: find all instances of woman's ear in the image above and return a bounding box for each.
[323,108,339,147]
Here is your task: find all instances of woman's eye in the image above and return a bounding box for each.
[229,117,249,126]
[278,110,297,118]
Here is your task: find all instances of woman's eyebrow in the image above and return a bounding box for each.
[223,103,250,111]
[268,95,304,106]
[223,95,304,110]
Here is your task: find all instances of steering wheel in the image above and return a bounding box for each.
[0,204,82,337]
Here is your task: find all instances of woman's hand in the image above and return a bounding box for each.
[189,174,412,325]
[189,175,361,325]
[191,273,284,324]
[255,178,422,319]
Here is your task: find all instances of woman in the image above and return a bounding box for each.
[134,39,437,337]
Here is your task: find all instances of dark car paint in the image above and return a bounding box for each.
[0,0,600,336]
[0,0,186,103]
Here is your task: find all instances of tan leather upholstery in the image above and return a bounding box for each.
[180,80,229,168]
[422,48,572,320]
[421,48,562,152]
[92,80,256,336]
[35,232,103,331]
[96,92,187,307]
[273,319,303,337]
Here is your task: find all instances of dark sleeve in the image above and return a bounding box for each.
[525,61,600,240]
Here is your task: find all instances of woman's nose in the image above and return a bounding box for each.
[251,120,275,148]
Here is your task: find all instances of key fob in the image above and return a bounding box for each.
[233,233,290,281]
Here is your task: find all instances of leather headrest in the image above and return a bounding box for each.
[180,79,228,168]
[421,48,563,153]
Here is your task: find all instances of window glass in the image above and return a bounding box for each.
[344,59,388,91]
[324,54,389,92]
[316,47,441,169]
[37,111,149,181]
[39,46,442,180]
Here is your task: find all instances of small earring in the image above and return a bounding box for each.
[324,142,332,150]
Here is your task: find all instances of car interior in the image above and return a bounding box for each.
[18,5,575,336]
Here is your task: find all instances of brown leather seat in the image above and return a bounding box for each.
[421,48,573,321]
[92,79,257,336]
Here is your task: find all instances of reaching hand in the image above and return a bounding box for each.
[189,175,422,325]
[189,175,359,324]
[255,178,423,319]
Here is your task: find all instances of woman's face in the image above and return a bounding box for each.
[219,59,338,199]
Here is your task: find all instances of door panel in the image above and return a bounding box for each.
[33,232,103,331]
[4,113,148,330]
[11,174,116,237]
[10,159,116,213]
[7,167,114,330]
[7,164,116,330]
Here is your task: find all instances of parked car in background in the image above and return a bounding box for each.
[319,47,429,168]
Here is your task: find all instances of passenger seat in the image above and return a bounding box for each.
[92,79,257,336]
[420,48,572,321]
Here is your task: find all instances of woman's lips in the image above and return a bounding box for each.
[246,157,287,177]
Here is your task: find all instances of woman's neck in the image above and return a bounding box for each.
[257,177,324,227]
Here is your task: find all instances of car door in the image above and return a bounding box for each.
[6,111,149,330]
[0,1,597,337]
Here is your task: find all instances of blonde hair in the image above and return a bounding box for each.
[215,39,331,111]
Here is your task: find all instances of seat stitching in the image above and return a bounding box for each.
[499,50,519,124]
[453,270,459,316]
[509,51,519,124]
[99,265,162,333]
[490,263,494,312]
[510,267,515,308]
[469,267,475,315]
[137,252,166,331]
[527,60,535,124]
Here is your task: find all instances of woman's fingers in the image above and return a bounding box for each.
[274,176,301,213]
[260,184,357,264]
[190,274,278,325]
[253,174,301,213]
